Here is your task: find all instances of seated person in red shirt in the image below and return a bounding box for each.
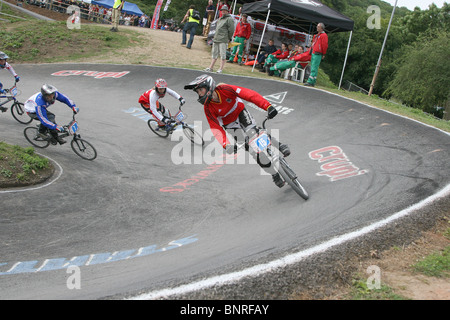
[260,43,289,73]
[268,46,311,77]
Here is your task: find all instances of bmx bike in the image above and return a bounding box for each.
[23,112,97,161]
[237,117,309,200]
[0,82,32,124]
[147,103,204,146]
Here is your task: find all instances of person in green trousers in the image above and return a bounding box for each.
[228,14,252,65]
[305,23,328,87]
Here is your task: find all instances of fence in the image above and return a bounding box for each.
[342,80,369,95]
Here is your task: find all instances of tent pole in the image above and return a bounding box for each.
[251,4,271,72]
[369,0,397,96]
[231,0,237,15]
[338,30,352,90]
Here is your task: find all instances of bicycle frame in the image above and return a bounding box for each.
[232,117,309,200]
[24,111,97,160]
[0,82,18,107]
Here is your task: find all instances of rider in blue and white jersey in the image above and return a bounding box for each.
[25,84,79,145]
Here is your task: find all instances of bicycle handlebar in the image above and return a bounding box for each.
[2,81,18,94]
[262,116,270,129]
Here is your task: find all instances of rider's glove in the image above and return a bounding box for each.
[267,105,278,119]
[56,125,65,132]
[72,106,79,114]
[15,76,20,82]
[179,97,186,106]
[225,144,237,155]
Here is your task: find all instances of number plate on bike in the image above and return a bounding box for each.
[69,121,78,135]
[175,111,185,123]
[249,132,271,153]
[11,87,18,97]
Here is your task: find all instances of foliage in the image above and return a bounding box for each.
[0,142,49,182]
[0,20,138,62]
[385,31,450,115]
[413,246,450,278]
[320,1,450,117]
[349,277,408,300]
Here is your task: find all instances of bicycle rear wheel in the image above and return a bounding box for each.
[182,125,204,146]
[71,137,97,160]
[278,158,309,200]
[23,127,50,148]
[11,102,32,124]
[148,119,169,138]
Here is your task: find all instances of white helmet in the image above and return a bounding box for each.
[0,51,9,68]
[41,84,58,104]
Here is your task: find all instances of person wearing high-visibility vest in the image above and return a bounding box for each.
[181,5,200,49]
[111,0,124,32]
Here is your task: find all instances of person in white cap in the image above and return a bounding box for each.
[203,5,234,74]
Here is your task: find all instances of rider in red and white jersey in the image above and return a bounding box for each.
[138,78,185,126]
[0,52,20,111]
[184,74,291,188]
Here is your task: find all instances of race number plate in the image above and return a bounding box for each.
[175,111,185,123]
[68,121,78,135]
[248,132,271,153]
[11,87,18,97]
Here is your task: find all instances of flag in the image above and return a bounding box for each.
[151,0,164,29]
[163,0,171,12]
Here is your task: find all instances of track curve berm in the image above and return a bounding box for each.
[0,63,449,299]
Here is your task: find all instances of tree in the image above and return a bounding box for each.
[385,31,450,118]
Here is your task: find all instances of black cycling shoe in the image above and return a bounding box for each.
[279,143,291,157]
[0,106,7,113]
[272,172,285,188]
[57,137,66,145]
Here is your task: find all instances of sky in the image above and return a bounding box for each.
[383,0,447,10]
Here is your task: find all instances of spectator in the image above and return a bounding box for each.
[106,8,112,22]
[267,45,311,77]
[203,5,234,74]
[255,39,277,70]
[260,42,289,73]
[305,22,328,87]
[203,0,215,36]
[181,5,200,49]
[227,13,251,65]
[110,0,124,32]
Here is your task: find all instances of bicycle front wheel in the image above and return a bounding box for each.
[71,138,97,160]
[24,127,50,148]
[278,158,309,200]
[11,102,32,124]
[183,125,204,146]
[148,119,169,138]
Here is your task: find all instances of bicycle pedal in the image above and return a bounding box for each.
[0,107,7,113]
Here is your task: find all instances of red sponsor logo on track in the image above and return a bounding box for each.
[160,154,238,193]
[51,70,129,79]
[309,146,368,182]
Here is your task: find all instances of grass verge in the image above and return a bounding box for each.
[0,141,52,187]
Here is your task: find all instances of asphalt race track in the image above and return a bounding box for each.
[0,63,449,299]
